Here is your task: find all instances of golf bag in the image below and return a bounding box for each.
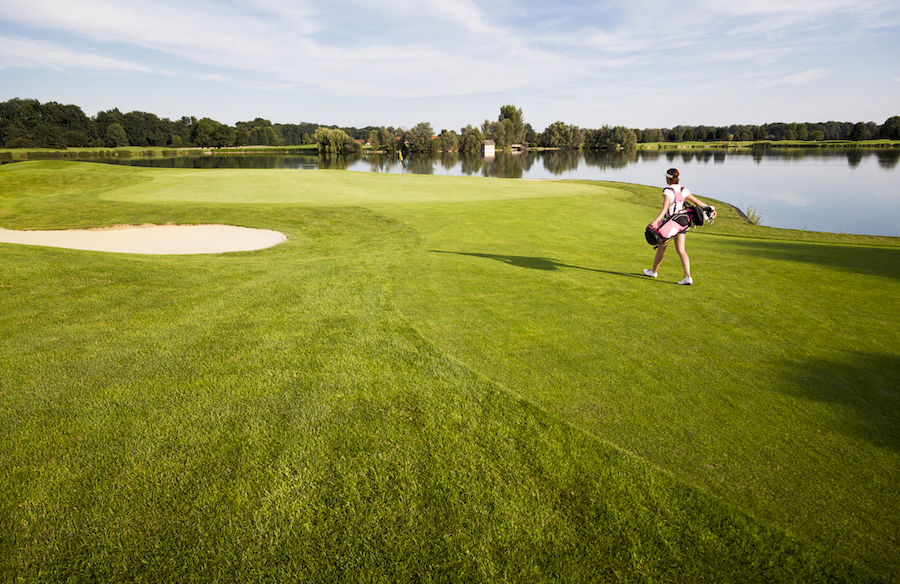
[644,204,715,248]
[690,204,716,227]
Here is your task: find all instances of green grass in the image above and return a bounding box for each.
[1,161,898,582]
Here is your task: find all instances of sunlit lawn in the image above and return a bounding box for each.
[1,161,898,582]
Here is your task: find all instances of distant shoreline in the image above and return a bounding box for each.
[2,139,899,163]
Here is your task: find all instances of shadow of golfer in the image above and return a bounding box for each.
[429,250,645,279]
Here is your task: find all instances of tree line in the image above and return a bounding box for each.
[0,98,363,151]
[2,98,897,154]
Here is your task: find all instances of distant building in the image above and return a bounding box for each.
[482,140,495,158]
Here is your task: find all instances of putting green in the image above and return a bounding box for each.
[100,167,623,205]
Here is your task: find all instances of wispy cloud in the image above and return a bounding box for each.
[0,0,896,128]
[768,68,830,85]
[0,36,155,73]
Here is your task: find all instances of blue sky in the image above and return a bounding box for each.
[0,0,897,132]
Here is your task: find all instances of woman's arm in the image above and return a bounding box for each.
[685,194,717,219]
[650,194,672,228]
[685,193,706,207]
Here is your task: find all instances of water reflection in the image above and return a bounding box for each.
[876,150,900,170]
[78,146,900,174]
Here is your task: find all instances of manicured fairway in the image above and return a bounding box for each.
[1,161,898,582]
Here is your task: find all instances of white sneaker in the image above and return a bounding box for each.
[677,277,693,285]
[642,269,657,278]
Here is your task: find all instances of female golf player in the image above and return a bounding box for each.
[643,168,715,285]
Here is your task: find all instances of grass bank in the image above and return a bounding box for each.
[1,161,898,582]
[636,139,900,150]
[0,145,318,163]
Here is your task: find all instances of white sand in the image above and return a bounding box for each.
[0,224,287,255]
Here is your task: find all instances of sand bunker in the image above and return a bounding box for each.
[0,224,287,255]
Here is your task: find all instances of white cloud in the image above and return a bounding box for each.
[766,68,830,86]
[0,0,564,97]
[0,0,896,128]
[0,36,154,73]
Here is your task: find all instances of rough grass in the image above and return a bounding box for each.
[1,161,897,582]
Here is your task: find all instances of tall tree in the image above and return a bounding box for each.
[458,125,483,153]
[540,121,583,150]
[95,109,125,145]
[498,105,526,145]
[105,122,128,147]
[367,127,396,152]
[523,123,538,145]
[438,129,458,152]
[192,118,218,147]
[880,116,900,140]
[406,122,435,152]
[314,127,360,153]
[214,124,236,148]
[848,122,869,141]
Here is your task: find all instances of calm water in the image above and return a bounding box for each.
[90,148,900,237]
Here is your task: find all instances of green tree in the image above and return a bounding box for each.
[643,128,663,143]
[192,118,218,147]
[785,123,798,140]
[315,127,340,153]
[485,119,513,150]
[438,129,458,152]
[368,127,396,152]
[314,127,360,153]
[540,121,582,149]
[263,126,280,146]
[406,122,435,152]
[0,99,44,147]
[214,124,236,148]
[498,105,526,145]
[121,111,165,147]
[523,123,538,145]
[41,101,92,139]
[64,131,89,147]
[848,122,869,141]
[96,109,125,145]
[879,116,900,139]
[31,122,65,149]
[458,125,483,153]
[248,126,267,145]
[540,121,563,148]
[174,117,193,146]
[622,127,637,150]
[382,128,397,152]
[105,122,128,147]
[585,125,635,150]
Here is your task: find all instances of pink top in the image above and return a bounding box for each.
[664,184,690,216]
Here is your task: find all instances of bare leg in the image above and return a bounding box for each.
[651,241,667,273]
[673,234,691,278]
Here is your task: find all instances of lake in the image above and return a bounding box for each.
[88,147,900,237]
